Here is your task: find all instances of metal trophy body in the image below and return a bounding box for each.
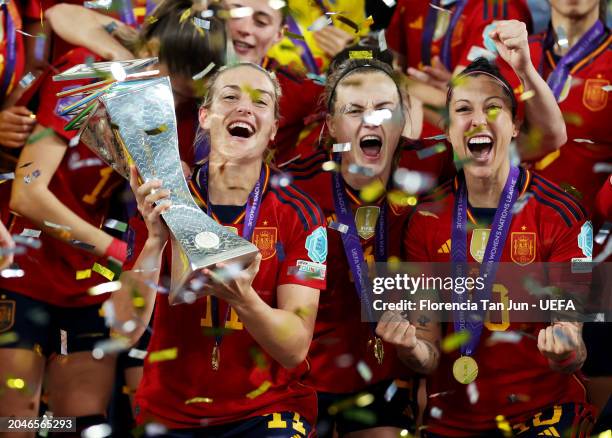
[74,76,258,304]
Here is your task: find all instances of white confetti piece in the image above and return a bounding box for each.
[18,72,36,88]
[329,221,349,234]
[13,235,42,249]
[0,172,15,180]
[332,142,351,152]
[384,381,398,401]
[378,29,387,51]
[593,163,612,173]
[270,173,293,188]
[601,84,612,92]
[489,331,523,343]
[511,193,533,214]
[417,143,446,160]
[20,228,41,238]
[348,164,375,177]
[555,26,569,49]
[60,329,68,355]
[308,15,333,32]
[573,138,594,144]
[423,134,447,140]
[595,222,611,245]
[467,382,479,404]
[193,17,210,30]
[394,168,436,194]
[429,3,451,13]
[466,45,497,62]
[229,7,254,18]
[382,0,396,7]
[357,360,372,382]
[430,406,443,419]
[128,348,148,360]
[268,0,286,9]
[322,160,339,172]
[363,109,392,126]
[110,62,127,82]
[103,218,128,232]
[88,281,122,295]
[81,423,112,438]
[0,268,25,278]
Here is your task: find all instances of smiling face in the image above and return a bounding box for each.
[199,65,278,162]
[448,75,518,180]
[327,71,406,180]
[226,0,284,64]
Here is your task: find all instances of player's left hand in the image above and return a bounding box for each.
[375,310,418,350]
[0,221,15,271]
[488,20,531,76]
[312,25,355,58]
[200,253,262,306]
[537,321,583,364]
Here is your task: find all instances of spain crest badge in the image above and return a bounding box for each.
[583,78,609,112]
[0,299,15,333]
[252,227,277,260]
[510,232,536,266]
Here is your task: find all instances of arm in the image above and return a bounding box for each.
[45,4,134,61]
[489,20,567,159]
[10,125,115,255]
[538,321,587,373]
[0,221,15,270]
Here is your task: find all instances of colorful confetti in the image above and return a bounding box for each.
[92,262,115,281]
[363,109,392,126]
[357,360,372,382]
[192,17,210,30]
[384,380,398,401]
[518,90,536,102]
[441,329,471,353]
[360,179,385,202]
[88,281,122,295]
[308,15,332,32]
[416,143,446,160]
[144,124,168,136]
[348,164,375,177]
[321,160,339,172]
[329,221,349,234]
[148,347,178,363]
[246,380,272,399]
[595,222,611,245]
[332,142,351,152]
[349,50,373,59]
[19,72,36,89]
[104,219,128,232]
[185,397,213,404]
[593,163,612,173]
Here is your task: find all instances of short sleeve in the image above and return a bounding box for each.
[36,49,99,141]
[403,208,433,262]
[277,199,327,291]
[385,0,407,57]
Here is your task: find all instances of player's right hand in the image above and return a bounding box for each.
[375,310,418,350]
[130,165,171,244]
[0,106,36,148]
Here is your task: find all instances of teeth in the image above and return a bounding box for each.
[468,136,492,145]
[229,122,254,133]
[362,135,381,142]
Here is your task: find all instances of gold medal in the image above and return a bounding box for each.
[211,344,220,371]
[453,356,478,384]
[373,336,384,365]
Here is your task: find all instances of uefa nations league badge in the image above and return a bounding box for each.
[305,226,328,263]
[578,221,593,259]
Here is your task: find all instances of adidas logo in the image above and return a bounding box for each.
[437,239,451,254]
[537,427,560,437]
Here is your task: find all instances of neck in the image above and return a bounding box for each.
[208,151,263,206]
[465,162,510,209]
[551,7,600,54]
[340,161,391,196]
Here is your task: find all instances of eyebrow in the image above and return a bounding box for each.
[344,101,397,108]
[221,84,274,99]
[455,96,506,104]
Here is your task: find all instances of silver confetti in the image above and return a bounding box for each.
[467,382,479,404]
[356,360,372,382]
[20,228,41,238]
[193,17,210,30]
[384,381,398,401]
[308,15,333,32]
[348,164,375,177]
[363,109,392,126]
[393,168,435,194]
[18,72,36,88]
[192,62,216,81]
[573,138,594,144]
[595,222,611,245]
[333,142,352,152]
[555,26,569,50]
[128,348,148,360]
[329,221,349,234]
[0,268,25,278]
[593,163,612,173]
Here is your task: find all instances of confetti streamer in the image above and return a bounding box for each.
[144,124,168,136]
[329,221,349,234]
[306,72,326,85]
[185,397,213,404]
[192,62,215,81]
[332,142,351,152]
[416,143,446,160]
[349,50,373,59]
[573,138,594,144]
[357,360,372,382]
[360,180,385,202]
[441,329,471,353]
[44,221,71,232]
[93,262,115,281]
[423,134,447,141]
[308,15,332,32]
[429,390,455,398]
[148,347,178,363]
[104,218,128,232]
[284,29,305,40]
[246,380,272,399]
[34,33,46,61]
[88,281,122,295]
[0,172,15,181]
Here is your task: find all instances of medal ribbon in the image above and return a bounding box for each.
[119,0,137,27]
[285,14,321,75]
[0,3,17,99]
[331,153,387,327]
[451,166,520,356]
[422,0,467,69]
[440,0,467,69]
[544,20,605,101]
[197,161,267,350]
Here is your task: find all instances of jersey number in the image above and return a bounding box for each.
[200,296,243,330]
[82,167,114,205]
[484,284,510,331]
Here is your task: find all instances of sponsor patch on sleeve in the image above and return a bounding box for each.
[294,260,327,281]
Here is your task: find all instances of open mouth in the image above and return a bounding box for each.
[359,135,383,158]
[467,135,494,161]
[233,40,255,53]
[227,121,255,139]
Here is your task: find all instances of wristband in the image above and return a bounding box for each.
[550,350,577,368]
[103,238,127,264]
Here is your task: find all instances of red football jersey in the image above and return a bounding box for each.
[386,0,532,138]
[288,151,415,393]
[404,168,590,435]
[1,0,25,101]
[525,30,612,214]
[2,48,125,307]
[134,163,327,428]
[265,57,324,165]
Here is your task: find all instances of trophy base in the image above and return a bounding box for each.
[168,238,259,305]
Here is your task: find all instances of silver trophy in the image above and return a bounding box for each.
[67,75,258,304]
